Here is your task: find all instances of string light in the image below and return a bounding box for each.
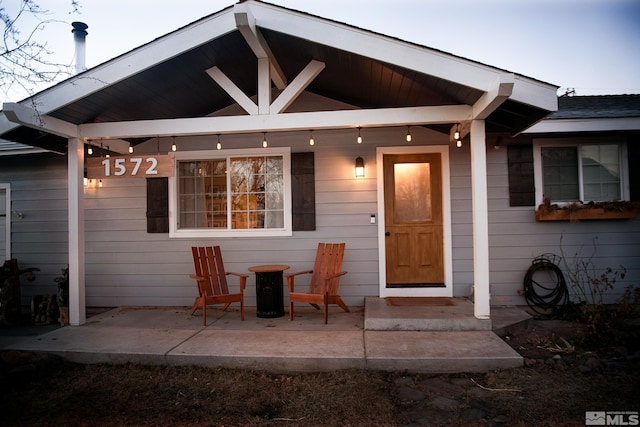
[87,145,93,155]
[309,130,315,146]
[357,127,363,144]
[406,126,412,142]
[171,137,177,152]
[216,134,222,150]
[262,132,268,148]
[128,143,134,154]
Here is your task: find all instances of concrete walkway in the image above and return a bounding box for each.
[1,298,531,373]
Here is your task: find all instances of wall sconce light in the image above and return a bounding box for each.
[216,134,222,150]
[355,156,365,178]
[406,126,412,142]
[356,127,363,144]
[262,132,268,148]
[171,137,177,152]
[309,130,315,146]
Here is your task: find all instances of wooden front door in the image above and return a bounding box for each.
[383,153,444,287]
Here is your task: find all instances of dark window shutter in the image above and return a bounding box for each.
[507,144,535,207]
[147,177,169,233]
[291,152,315,231]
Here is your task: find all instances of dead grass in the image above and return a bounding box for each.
[1,317,638,426]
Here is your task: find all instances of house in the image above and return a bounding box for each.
[0,1,636,327]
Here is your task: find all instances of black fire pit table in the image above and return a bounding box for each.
[248,264,290,318]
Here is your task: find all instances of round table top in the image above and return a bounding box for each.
[248,264,290,273]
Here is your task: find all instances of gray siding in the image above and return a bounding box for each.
[3,130,637,310]
[0,153,69,303]
[486,147,640,305]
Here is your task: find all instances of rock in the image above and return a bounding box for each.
[429,396,459,410]
[396,386,426,402]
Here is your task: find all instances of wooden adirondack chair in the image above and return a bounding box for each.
[286,243,349,324]
[189,246,247,325]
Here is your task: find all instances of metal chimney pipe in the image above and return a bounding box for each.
[71,22,88,73]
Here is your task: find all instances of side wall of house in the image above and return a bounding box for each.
[486,143,640,306]
[0,153,69,303]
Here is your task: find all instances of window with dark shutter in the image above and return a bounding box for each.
[291,152,315,231]
[147,177,169,233]
[507,145,535,206]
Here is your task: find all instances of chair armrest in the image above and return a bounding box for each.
[226,272,248,292]
[285,270,313,292]
[189,274,205,281]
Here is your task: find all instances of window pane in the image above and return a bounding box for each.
[178,160,227,229]
[230,155,284,230]
[541,147,579,201]
[177,154,285,231]
[581,145,620,201]
[394,163,432,222]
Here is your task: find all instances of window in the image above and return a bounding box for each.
[533,138,629,205]
[169,148,292,238]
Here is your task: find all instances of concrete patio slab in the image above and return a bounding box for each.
[2,300,528,373]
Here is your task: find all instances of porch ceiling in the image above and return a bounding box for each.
[0,20,552,154]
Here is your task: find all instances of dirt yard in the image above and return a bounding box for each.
[1,315,638,426]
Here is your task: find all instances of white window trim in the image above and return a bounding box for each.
[169,147,292,238]
[532,137,629,207]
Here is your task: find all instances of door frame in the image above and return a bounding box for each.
[376,146,452,297]
[0,183,10,260]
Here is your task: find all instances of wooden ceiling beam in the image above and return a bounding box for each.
[235,4,287,90]
[78,104,472,139]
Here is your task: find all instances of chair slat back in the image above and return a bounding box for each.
[308,243,345,295]
[192,246,229,297]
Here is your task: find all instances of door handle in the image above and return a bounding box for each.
[385,232,390,236]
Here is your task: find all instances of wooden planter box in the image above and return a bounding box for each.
[535,207,638,221]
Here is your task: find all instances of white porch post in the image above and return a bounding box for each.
[469,120,491,319]
[68,138,86,326]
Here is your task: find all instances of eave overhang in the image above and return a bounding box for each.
[0,0,558,154]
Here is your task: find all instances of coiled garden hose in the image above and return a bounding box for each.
[523,254,569,317]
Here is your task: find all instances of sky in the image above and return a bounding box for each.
[4,0,640,101]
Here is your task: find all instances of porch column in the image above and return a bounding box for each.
[469,120,491,319]
[68,138,86,326]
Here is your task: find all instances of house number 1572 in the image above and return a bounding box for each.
[101,157,158,176]
[86,154,174,179]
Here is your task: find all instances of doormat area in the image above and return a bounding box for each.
[386,297,455,307]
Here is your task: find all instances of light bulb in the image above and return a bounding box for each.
[87,146,93,155]
[128,145,134,154]
[456,140,462,148]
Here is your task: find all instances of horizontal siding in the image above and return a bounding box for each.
[486,147,640,306]
[4,128,636,311]
[0,153,69,303]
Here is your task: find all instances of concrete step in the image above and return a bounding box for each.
[364,297,491,331]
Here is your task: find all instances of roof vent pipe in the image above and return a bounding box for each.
[71,22,88,73]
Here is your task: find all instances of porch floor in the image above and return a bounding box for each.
[1,298,532,373]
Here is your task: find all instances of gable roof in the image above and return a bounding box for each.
[551,94,640,119]
[526,94,640,134]
[0,0,558,154]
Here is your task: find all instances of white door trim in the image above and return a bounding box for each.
[376,145,453,297]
